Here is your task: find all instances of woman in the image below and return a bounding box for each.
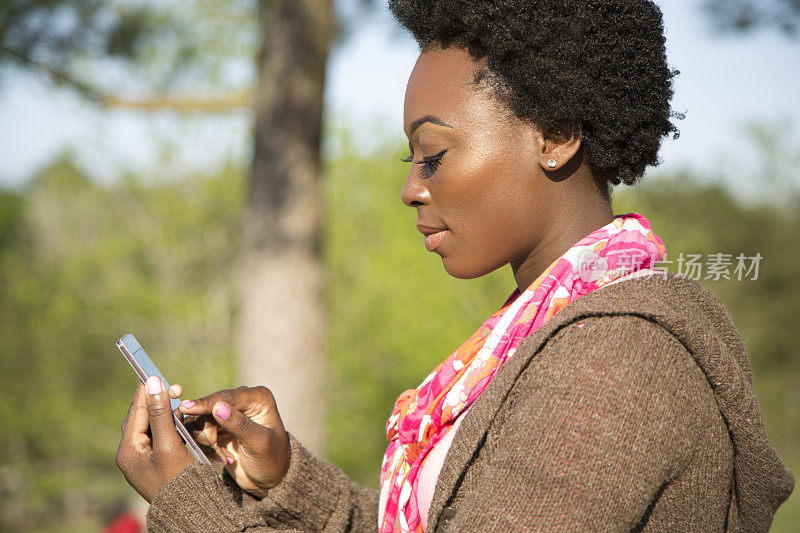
[116,0,794,531]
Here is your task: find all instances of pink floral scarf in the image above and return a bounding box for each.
[378,213,667,532]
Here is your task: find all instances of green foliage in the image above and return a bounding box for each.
[0,155,241,529]
[0,0,161,98]
[702,0,800,37]
[0,188,23,245]
[0,0,141,62]
[0,0,383,99]
[1,127,797,526]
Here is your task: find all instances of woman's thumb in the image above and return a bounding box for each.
[212,401,266,450]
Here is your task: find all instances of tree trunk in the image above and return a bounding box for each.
[236,0,333,456]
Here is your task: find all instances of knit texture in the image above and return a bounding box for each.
[146,273,794,532]
[381,213,665,532]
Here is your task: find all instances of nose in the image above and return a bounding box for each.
[401,168,430,208]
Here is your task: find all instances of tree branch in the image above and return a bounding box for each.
[102,93,251,111]
[0,46,106,103]
[1,46,251,112]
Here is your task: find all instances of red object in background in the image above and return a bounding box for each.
[101,512,141,533]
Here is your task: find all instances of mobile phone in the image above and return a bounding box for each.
[116,333,210,464]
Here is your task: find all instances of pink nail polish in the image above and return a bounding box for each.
[180,400,195,409]
[216,403,231,420]
[146,375,164,395]
[226,456,234,465]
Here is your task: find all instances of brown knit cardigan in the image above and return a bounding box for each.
[146,273,794,532]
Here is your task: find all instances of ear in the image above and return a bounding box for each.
[538,126,582,172]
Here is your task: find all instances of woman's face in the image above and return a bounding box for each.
[401,46,557,280]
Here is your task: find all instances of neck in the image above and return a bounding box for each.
[511,191,614,292]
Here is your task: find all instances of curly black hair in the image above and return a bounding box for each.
[388,0,681,188]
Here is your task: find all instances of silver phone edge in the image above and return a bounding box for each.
[116,335,211,465]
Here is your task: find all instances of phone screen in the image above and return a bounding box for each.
[116,334,210,464]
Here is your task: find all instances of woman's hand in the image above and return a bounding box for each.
[178,386,290,499]
[116,376,195,503]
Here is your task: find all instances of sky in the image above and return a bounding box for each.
[1,0,799,192]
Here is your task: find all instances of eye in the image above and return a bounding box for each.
[404,149,447,179]
[418,149,447,178]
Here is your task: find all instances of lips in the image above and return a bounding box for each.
[417,223,449,252]
[416,224,448,237]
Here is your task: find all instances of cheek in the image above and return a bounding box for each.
[433,152,541,276]
[446,148,540,232]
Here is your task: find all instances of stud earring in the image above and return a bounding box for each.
[547,159,557,169]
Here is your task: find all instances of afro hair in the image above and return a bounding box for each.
[389,0,682,187]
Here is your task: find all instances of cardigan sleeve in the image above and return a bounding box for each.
[146,433,380,532]
[443,314,711,532]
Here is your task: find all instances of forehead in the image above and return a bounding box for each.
[403,47,482,136]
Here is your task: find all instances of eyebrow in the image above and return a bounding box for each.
[407,114,454,137]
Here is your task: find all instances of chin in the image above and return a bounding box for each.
[440,256,501,280]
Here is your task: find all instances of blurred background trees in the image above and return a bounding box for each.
[702,0,800,35]
[0,156,242,527]
[0,126,798,531]
[0,0,798,531]
[1,0,381,456]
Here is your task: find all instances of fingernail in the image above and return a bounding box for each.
[216,403,231,420]
[146,375,164,395]
[180,400,195,409]
[226,456,234,465]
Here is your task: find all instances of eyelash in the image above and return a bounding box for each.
[400,149,448,179]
